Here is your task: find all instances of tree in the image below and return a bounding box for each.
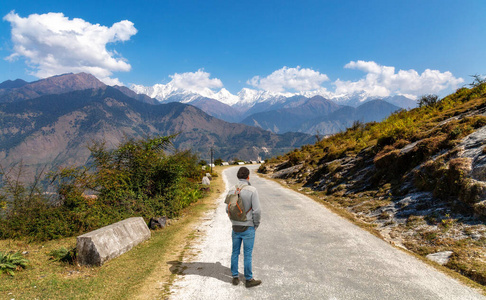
[469,74,486,88]
[315,129,321,143]
[418,94,439,108]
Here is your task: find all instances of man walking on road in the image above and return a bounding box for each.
[226,167,262,288]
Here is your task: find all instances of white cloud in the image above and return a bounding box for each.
[334,60,464,98]
[3,11,137,85]
[169,69,223,93]
[247,66,330,93]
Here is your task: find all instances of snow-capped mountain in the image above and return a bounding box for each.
[129,81,416,134]
[131,82,417,112]
[131,82,237,105]
[213,88,240,106]
[131,83,297,111]
[131,83,206,104]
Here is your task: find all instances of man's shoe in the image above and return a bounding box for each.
[245,278,262,288]
[232,277,239,285]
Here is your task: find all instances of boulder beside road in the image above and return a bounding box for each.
[77,217,151,266]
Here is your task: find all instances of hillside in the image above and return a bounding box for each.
[300,100,401,135]
[259,83,486,286]
[0,86,312,180]
[0,73,158,105]
[0,73,106,103]
[240,96,341,133]
[241,98,399,134]
[190,97,241,122]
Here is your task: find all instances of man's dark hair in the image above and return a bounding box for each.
[237,167,250,179]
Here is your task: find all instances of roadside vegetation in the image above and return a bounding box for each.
[0,167,224,299]
[0,135,207,241]
[260,78,486,289]
[0,135,214,284]
[0,132,225,299]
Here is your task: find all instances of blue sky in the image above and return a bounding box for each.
[1,0,485,98]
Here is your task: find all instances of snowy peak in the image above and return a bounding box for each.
[130,82,417,111]
[213,88,239,106]
[235,88,287,107]
[131,82,179,100]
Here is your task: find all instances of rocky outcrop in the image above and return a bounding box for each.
[426,251,453,265]
[458,125,486,181]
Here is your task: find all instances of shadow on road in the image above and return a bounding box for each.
[167,261,234,283]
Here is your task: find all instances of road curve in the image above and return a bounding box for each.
[169,166,485,300]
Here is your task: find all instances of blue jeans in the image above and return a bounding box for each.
[231,226,255,280]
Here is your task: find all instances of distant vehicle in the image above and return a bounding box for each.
[258,160,265,164]
[222,162,229,166]
[250,161,257,164]
[237,162,245,165]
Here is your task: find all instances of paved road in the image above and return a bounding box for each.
[169,166,485,299]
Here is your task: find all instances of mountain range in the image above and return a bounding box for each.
[0,73,313,180]
[132,78,413,134]
[131,81,417,110]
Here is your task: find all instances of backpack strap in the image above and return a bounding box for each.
[235,184,252,213]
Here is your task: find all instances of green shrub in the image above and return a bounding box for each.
[0,251,28,276]
[418,94,439,108]
[48,247,77,264]
[288,150,305,166]
[258,164,268,174]
[0,135,204,241]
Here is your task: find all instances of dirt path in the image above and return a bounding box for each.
[167,166,485,299]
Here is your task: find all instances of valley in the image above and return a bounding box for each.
[0,73,313,180]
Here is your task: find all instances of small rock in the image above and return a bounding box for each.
[472,233,483,240]
[426,251,453,265]
[202,176,210,185]
[149,216,168,230]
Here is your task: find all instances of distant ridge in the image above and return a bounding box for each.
[0,84,313,180]
[0,79,28,90]
[0,73,157,105]
[241,98,400,134]
[0,72,106,103]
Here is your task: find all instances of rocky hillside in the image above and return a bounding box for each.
[260,83,486,286]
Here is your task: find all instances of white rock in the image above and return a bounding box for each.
[426,251,453,265]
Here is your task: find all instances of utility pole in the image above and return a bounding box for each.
[210,147,214,174]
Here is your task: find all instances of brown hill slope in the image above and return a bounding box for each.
[0,73,157,105]
[0,73,106,103]
[0,86,312,180]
